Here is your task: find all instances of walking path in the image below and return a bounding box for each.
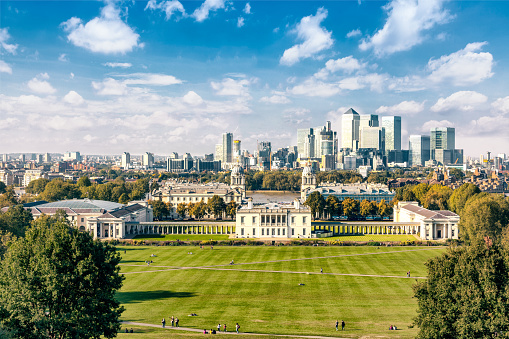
[122,321,350,338]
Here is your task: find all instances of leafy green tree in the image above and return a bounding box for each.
[0,213,124,338]
[226,201,237,220]
[176,203,188,219]
[342,198,359,218]
[402,188,417,202]
[76,176,91,187]
[148,200,170,220]
[360,199,375,217]
[0,182,5,194]
[118,193,130,205]
[150,181,160,192]
[190,201,206,220]
[25,178,49,195]
[413,241,509,338]
[459,194,509,243]
[0,205,33,238]
[39,179,80,202]
[448,183,481,215]
[325,195,341,218]
[0,187,18,208]
[412,183,430,205]
[304,191,325,220]
[207,195,226,218]
[448,168,465,180]
[378,199,392,217]
[422,185,453,210]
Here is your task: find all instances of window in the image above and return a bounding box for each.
[262,228,264,236]
[271,216,276,224]
[241,216,245,224]
[277,229,280,236]
[252,216,256,224]
[282,215,286,223]
[292,228,294,235]
[303,217,307,225]
[261,215,265,223]
[282,229,285,236]
[81,218,84,222]
[272,228,275,236]
[303,228,306,236]
[253,228,256,236]
[291,216,295,224]
[277,215,281,223]
[241,228,244,236]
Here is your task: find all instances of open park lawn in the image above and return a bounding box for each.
[116,245,445,338]
[133,234,231,241]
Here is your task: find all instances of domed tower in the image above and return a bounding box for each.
[230,165,246,197]
[301,165,317,193]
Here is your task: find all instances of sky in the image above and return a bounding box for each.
[1,0,509,158]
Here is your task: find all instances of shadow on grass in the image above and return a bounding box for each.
[134,234,165,239]
[117,290,196,304]
[119,260,145,264]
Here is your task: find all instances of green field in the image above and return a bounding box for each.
[117,245,445,338]
[133,234,231,241]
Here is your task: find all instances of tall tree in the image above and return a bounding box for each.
[0,213,124,338]
[25,178,49,195]
[190,201,206,220]
[207,195,226,218]
[342,198,359,218]
[325,195,341,218]
[148,200,170,220]
[448,183,481,215]
[76,176,91,187]
[176,203,188,219]
[0,187,18,209]
[0,205,33,238]
[226,201,237,220]
[359,199,375,217]
[304,191,325,220]
[413,240,509,338]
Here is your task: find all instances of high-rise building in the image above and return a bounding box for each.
[409,135,430,166]
[315,121,337,158]
[36,154,43,163]
[2,154,8,162]
[359,114,379,130]
[341,108,360,150]
[142,152,154,168]
[121,152,130,169]
[222,132,233,164]
[215,144,223,162]
[360,127,384,151]
[431,127,455,151]
[43,153,51,163]
[19,154,26,162]
[63,151,81,162]
[233,140,241,163]
[297,128,314,158]
[381,116,401,152]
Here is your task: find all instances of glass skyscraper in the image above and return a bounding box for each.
[409,135,430,166]
[341,108,360,150]
[381,116,401,151]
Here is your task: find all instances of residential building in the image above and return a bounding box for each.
[142,152,154,168]
[121,152,130,169]
[0,169,13,186]
[23,169,44,187]
[63,151,81,162]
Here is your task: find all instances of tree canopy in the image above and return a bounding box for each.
[304,191,325,220]
[448,183,481,215]
[0,212,124,338]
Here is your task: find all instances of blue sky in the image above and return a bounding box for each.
[1,0,509,158]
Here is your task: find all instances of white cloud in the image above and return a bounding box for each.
[103,62,132,68]
[325,56,365,74]
[61,2,142,54]
[83,134,98,142]
[92,78,127,96]
[70,73,75,79]
[27,77,57,95]
[427,42,493,86]
[260,93,291,104]
[237,17,245,28]
[431,91,488,112]
[339,73,388,92]
[39,72,50,80]
[468,115,509,136]
[192,0,225,22]
[0,28,18,54]
[376,100,425,116]
[0,60,12,74]
[58,53,69,62]
[492,96,509,115]
[346,29,361,38]
[280,8,333,66]
[359,0,452,56]
[283,107,311,125]
[243,3,251,14]
[182,91,204,106]
[211,78,252,97]
[145,0,186,20]
[63,91,85,105]
[421,119,454,133]
[288,78,341,97]
[122,73,182,86]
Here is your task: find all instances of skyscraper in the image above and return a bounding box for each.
[381,116,401,152]
[121,152,130,168]
[430,127,455,151]
[315,121,337,158]
[360,127,384,151]
[297,128,314,158]
[409,135,430,166]
[142,152,154,168]
[341,108,360,150]
[222,132,233,164]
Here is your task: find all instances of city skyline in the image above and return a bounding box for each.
[1,0,509,156]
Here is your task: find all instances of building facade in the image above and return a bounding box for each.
[381,116,401,152]
[409,135,431,166]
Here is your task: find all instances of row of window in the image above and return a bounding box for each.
[240,215,307,226]
[239,227,306,237]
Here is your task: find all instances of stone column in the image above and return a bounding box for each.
[448,223,452,239]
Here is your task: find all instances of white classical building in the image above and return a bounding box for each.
[236,198,312,239]
[393,201,459,240]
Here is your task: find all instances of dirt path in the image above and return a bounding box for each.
[122,321,350,338]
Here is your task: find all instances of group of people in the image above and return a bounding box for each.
[406,271,411,277]
[161,316,179,328]
[389,325,398,330]
[124,328,134,333]
[335,320,345,331]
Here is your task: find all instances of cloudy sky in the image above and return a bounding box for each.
[1,0,509,158]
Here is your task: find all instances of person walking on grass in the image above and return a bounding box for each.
[224,323,227,332]
[162,318,166,328]
[335,320,339,331]
[175,317,179,327]
[217,323,221,332]
[341,320,345,330]
[236,323,240,333]
[171,316,174,326]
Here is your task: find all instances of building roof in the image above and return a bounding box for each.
[344,108,359,116]
[401,203,459,220]
[36,199,123,212]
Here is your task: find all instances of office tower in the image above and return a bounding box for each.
[63,151,81,162]
[381,116,401,151]
[341,108,360,150]
[258,141,271,170]
[222,132,233,164]
[297,128,314,158]
[43,153,51,162]
[409,135,430,166]
[121,152,130,168]
[315,121,337,158]
[233,140,241,163]
[169,152,179,159]
[431,127,455,151]
[215,144,223,162]
[36,154,43,163]
[2,154,7,162]
[359,114,379,130]
[19,154,26,162]
[204,153,214,161]
[360,127,384,151]
[142,152,154,168]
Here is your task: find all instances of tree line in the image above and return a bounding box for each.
[149,195,237,221]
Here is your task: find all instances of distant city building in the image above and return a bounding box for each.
[360,126,384,151]
[381,116,402,152]
[142,152,154,168]
[215,144,223,162]
[257,141,271,170]
[36,154,43,163]
[23,169,44,187]
[19,154,26,162]
[297,128,315,159]
[341,108,360,150]
[430,127,463,165]
[43,153,51,163]
[121,152,130,169]
[0,169,14,186]
[409,135,430,166]
[222,132,233,164]
[63,151,81,162]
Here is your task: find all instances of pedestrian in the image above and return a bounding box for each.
[236,323,240,333]
[175,317,179,327]
[124,249,126,254]
[217,323,221,332]
[321,268,323,274]
[162,318,166,328]
[335,320,339,331]
[171,316,174,326]
[224,323,227,332]
[341,320,345,330]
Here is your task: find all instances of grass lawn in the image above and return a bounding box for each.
[133,234,231,241]
[116,246,445,338]
[325,234,420,242]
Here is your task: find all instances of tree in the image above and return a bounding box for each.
[0,182,5,194]
[76,176,91,187]
[0,187,18,208]
[402,189,417,202]
[459,194,509,243]
[25,178,49,195]
[304,191,325,220]
[448,183,481,215]
[378,199,392,217]
[325,195,341,218]
[412,183,430,205]
[413,241,509,338]
[148,200,170,220]
[118,193,130,205]
[0,213,124,338]
[360,199,375,217]
[422,185,453,210]
[226,201,237,220]
[190,201,206,220]
[342,198,359,219]
[39,179,80,202]
[176,203,188,219]
[0,205,33,238]
[207,195,226,218]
